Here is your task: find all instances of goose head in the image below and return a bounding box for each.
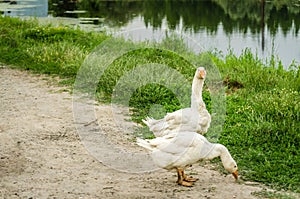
[196,67,206,79]
[222,153,239,180]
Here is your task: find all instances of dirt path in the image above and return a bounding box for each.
[0,66,279,198]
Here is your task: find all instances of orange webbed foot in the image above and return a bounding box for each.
[178,180,194,187]
[184,176,199,182]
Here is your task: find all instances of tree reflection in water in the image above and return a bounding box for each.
[49,0,300,37]
[48,0,300,66]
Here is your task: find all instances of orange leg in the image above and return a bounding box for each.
[176,168,193,187]
[182,170,199,182]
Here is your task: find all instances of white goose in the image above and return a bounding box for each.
[137,132,238,186]
[142,67,211,137]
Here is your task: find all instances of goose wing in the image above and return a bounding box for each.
[150,132,206,169]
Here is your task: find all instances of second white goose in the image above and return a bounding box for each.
[136,131,238,187]
[142,67,211,137]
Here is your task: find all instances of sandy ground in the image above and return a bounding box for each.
[0,66,294,199]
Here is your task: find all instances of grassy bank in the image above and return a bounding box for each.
[0,16,299,194]
[0,16,108,77]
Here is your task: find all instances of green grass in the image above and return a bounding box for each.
[252,189,297,199]
[0,16,108,78]
[213,50,300,192]
[0,16,299,194]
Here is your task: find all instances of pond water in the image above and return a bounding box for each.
[1,0,300,68]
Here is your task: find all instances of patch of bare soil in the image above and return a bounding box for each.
[0,66,290,199]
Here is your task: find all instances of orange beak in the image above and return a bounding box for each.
[198,70,205,79]
[232,170,238,180]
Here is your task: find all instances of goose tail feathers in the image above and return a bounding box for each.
[142,116,156,127]
[136,138,154,151]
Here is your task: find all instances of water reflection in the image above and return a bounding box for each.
[1,0,300,67]
[53,0,299,38]
[49,0,300,66]
[1,0,48,17]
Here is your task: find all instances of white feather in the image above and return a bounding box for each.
[143,67,211,137]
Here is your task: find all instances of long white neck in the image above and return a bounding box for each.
[203,143,230,161]
[203,143,235,173]
[191,76,205,110]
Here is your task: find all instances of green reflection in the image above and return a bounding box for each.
[49,0,300,36]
